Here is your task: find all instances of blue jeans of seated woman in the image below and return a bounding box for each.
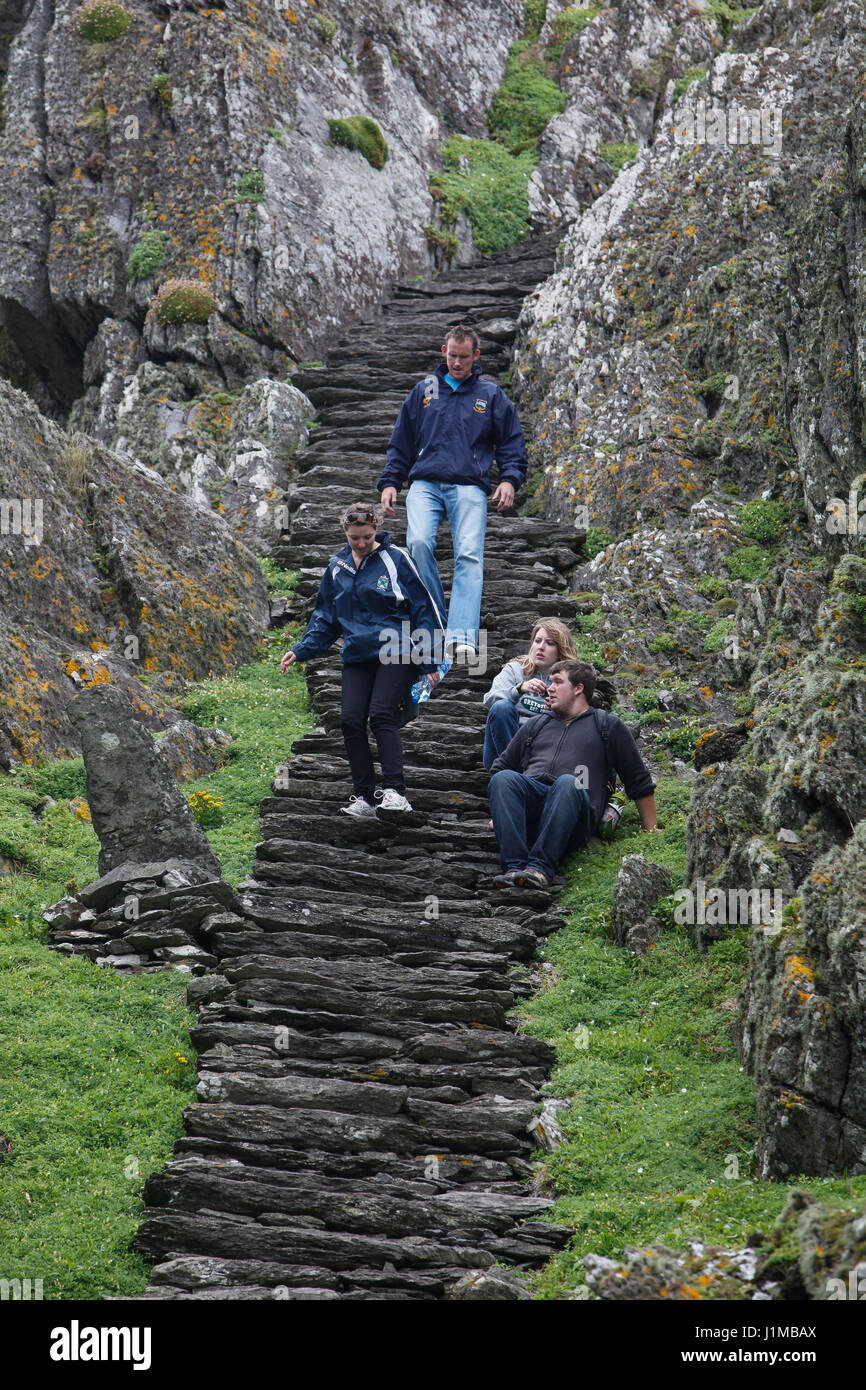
[488,771,592,882]
[405,480,487,652]
[483,698,520,770]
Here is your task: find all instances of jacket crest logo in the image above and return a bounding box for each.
[473,398,487,413]
[376,574,390,592]
[422,395,432,408]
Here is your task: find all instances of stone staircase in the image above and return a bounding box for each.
[135,234,586,1300]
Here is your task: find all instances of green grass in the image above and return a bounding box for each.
[520,779,866,1297]
[739,498,788,544]
[725,545,771,582]
[0,560,312,1296]
[488,41,566,155]
[434,137,537,255]
[545,6,600,62]
[597,141,638,174]
[174,628,313,883]
[0,930,195,1298]
[673,66,707,101]
[126,228,166,283]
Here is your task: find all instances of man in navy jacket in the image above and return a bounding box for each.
[377,324,527,661]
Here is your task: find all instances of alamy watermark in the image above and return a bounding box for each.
[1,1277,43,1299]
[673,101,783,156]
[674,880,784,927]
[1,496,43,547]
[825,472,866,536]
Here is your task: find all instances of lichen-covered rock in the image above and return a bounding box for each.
[610,852,673,955]
[581,1190,866,1300]
[447,1267,532,1300]
[65,681,222,876]
[0,376,269,768]
[0,0,523,417]
[155,719,233,783]
[531,0,718,226]
[737,824,866,1177]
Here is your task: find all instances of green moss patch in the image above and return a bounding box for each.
[126,229,166,284]
[327,117,388,170]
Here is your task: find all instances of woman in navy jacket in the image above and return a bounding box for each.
[281,502,445,817]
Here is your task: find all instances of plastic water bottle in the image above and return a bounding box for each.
[411,658,451,703]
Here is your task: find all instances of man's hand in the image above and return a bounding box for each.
[491,482,515,511]
[280,651,297,674]
[427,670,441,689]
[381,487,398,516]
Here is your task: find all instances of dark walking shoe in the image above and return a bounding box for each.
[493,870,521,888]
[516,867,552,889]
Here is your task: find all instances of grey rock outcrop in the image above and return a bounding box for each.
[156,719,233,783]
[65,682,221,876]
[611,853,673,955]
[580,1188,866,1300]
[0,0,523,416]
[0,376,269,769]
[736,824,866,1178]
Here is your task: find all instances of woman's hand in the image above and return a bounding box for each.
[280,651,297,674]
[521,677,547,695]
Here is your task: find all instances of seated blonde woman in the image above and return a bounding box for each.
[482,617,577,770]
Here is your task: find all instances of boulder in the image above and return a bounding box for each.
[611,854,673,955]
[65,684,221,877]
[156,720,233,783]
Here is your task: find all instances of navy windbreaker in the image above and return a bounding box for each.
[290,531,446,671]
[376,360,528,495]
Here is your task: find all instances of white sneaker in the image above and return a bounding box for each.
[377,789,413,812]
[451,643,477,663]
[340,796,377,817]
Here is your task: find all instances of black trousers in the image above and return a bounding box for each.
[340,659,415,800]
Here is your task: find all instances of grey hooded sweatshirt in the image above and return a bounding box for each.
[483,659,551,724]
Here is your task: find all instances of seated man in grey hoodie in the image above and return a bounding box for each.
[488,659,658,888]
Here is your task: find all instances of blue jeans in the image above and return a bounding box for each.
[483,699,520,770]
[488,772,592,881]
[405,480,487,651]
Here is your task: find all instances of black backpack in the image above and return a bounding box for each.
[521,707,617,802]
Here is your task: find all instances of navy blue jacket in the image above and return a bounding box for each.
[291,531,445,672]
[376,360,528,495]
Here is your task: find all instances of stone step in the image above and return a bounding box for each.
[133,232,576,1300]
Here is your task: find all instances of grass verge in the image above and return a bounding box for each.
[0,561,311,1297]
[520,777,866,1297]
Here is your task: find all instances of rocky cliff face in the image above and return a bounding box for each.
[0,376,269,769]
[514,0,866,1177]
[0,0,522,765]
[0,0,521,417]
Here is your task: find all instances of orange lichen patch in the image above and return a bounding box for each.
[785,955,815,1004]
[678,1284,701,1299]
[778,1089,805,1111]
[28,554,53,581]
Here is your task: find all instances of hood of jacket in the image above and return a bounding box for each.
[434,359,483,389]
